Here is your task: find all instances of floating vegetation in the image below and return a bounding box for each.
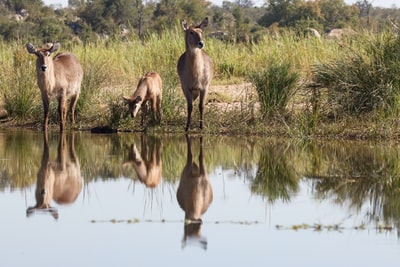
[89,219,394,234]
[275,223,344,232]
[91,218,162,224]
[275,223,394,233]
[89,219,261,225]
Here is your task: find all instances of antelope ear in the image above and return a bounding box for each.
[182,20,188,31]
[122,96,131,103]
[49,42,60,53]
[26,43,37,55]
[198,17,209,29]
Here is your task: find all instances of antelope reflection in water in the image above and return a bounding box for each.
[27,132,82,219]
[177,135,213,249]
[122,134,162,188]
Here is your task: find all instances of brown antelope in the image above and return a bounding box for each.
[26,42,83,132]
[177,135,213,249]
[27,132,82,219]
[122,134,162,188]
[123,71,163,125]
[177,17,214,131]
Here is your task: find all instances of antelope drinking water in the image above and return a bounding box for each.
[123,71,163,125]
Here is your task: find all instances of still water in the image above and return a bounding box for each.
[0,129,399,267]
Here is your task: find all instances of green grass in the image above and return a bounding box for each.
[247,61,300,118]
[1,28,400,139]
[0,43,39,119]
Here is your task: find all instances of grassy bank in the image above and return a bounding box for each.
[0,28,399,139]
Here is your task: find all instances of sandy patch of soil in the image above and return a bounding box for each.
[207,82,260,112]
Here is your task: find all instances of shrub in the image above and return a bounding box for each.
[248,61,300,118]
[313,31,400,117]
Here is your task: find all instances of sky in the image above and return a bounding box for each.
[42,0,398,9]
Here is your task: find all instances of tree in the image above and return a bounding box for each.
[258,0,300,27]
[153,0,209,32]
[235,0,253,8]
[355,0,372,17]
[259,0,359,31]
[181,0,208,22]
[319,0,358,29]
[355,0,372,26]
[79,0,116,35]
[154,0,182,30]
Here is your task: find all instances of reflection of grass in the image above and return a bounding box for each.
[3,130,400,236]
[303,140,400,234]
[0,130,42,188]
[0,131,261,188]
[251,141,299,203]
[312,174,400,233]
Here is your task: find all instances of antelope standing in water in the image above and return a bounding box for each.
[27,132,82,219]
[177,135,213,249]
[27,42,83,132]
[177,17,213,131]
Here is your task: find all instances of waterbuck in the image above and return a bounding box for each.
[26,42,83,132]
[123,71,163,125]
[177,135,213,249]
[27,132,82,219]
[177,17,214,131]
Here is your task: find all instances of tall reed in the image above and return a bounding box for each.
[0,43,39,119]
[2,28,395,136]
[313,31,400,118]
[248,60,300,118]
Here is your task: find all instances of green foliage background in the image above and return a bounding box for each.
[0,0,398,43]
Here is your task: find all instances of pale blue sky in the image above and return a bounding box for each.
[43,0,398,9]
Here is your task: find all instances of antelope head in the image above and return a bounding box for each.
[182,17,209,51]
[123,95,143,118]
[26,42,60,72]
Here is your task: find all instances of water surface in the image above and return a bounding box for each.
[0,129,399,267]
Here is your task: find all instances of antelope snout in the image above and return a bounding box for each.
[41,65,48,72]
[132,104,141,118]
[198,41,204,49]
